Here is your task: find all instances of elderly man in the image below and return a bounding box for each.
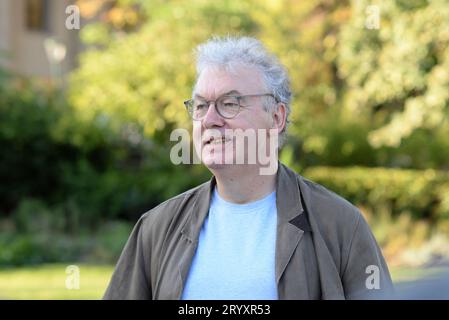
[104,36,394,300]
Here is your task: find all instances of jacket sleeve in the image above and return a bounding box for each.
[103,215,152,299]
[341,213,395,299]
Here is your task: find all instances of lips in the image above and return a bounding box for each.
[203,136,232,145]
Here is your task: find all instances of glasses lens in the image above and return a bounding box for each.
[190,99,208,119]
[217,96,240,118]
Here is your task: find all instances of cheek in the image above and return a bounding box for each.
[239,112,272,130]
[192,122,202,145]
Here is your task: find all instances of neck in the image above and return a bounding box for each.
[211,163,278,204]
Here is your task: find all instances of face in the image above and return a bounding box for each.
[192,64,283,173]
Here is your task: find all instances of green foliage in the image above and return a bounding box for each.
[0,231,85,266]
[304,166,449,221]
[0,68,210,266]
[303,165,449,265]
[0,71,209,227]
[71,0,449,170]
[0,78,79,212]
[339,0,449,148]
[0,214,133,266]
[70,0,258,139]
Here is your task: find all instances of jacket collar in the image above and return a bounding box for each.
[276,162,312,232]
[273,162,311,285]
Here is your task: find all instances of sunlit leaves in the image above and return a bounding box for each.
[339,0,449,147]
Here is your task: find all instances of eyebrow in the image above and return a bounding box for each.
[194,90,242,99]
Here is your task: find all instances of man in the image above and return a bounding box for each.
[104,36,394,300]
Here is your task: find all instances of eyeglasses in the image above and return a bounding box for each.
[184,93,278,120]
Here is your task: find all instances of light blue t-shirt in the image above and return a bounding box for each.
[181,187,278,300]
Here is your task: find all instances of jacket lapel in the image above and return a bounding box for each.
[297,176,346,299]
[275,163,311,286]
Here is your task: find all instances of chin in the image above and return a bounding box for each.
[205,161,256,178]
[204,163,227,172]
[202,155,228,169]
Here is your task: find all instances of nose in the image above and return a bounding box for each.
[202,101,225,129]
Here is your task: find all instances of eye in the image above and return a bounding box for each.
[221,98,239,108]
[194,103,207,110]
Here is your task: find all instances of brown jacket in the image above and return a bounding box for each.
[104,163,394,299]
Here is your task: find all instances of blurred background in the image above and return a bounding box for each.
[0,0,448,299]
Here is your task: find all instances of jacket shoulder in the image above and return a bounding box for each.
[297,172,366,255]
[297,173,375,276]
[298,173,362,223]
[138,180,210,229]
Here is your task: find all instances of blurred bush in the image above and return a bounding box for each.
[0,69,209,266]
[71,0,449,171]
[0,218,133,266]
[339,0,449,148]
[304,166,449,221]
[0,194,134,266]
[304,166,449,266]
[0,70,209,222]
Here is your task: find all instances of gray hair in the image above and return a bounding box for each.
[193,36,292,147]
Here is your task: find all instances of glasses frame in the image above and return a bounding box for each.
[184,93,278,120]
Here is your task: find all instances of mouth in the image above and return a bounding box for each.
[204,136,232,146]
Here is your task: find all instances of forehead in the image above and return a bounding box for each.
[194,64,266,99]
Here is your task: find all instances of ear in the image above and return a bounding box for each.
[271,103,287,134]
